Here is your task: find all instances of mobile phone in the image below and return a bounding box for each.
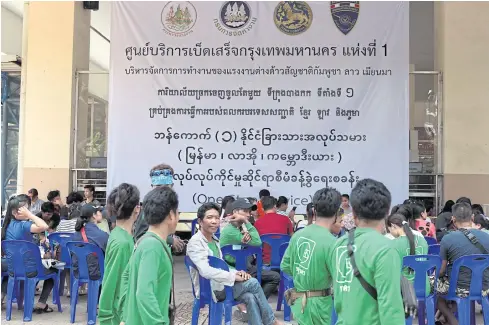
[292,206,297,211]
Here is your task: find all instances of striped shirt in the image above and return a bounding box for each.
[56,219,77,233]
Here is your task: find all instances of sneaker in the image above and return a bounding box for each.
[233,309,248,322]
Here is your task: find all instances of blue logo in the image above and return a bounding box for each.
[219,2,251,30]
[330,1,359,35]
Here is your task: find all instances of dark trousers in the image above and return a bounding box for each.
[2,258,55,304]
[249,265,281,299]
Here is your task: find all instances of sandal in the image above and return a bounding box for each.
[33,304,54,314]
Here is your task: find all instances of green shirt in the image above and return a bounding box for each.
[208,241,220,257]
[123,232,173,325]
[99,227,134,325]
[219,223,262,266]
[329,228,405,325]
[281,224,335,325]
[391,233,429,294]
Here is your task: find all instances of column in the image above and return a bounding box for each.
[435,2,489,204]
[19,1,90,199]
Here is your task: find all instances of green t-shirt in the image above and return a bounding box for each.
[99,227,134,325]
[391,233,430,294]
[281,224,335,325]
[208,241,220,258]
[219,223,262,266]
[328,228,405,325]
[123,232,173,325]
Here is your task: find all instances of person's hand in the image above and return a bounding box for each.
[172,237,185,252]
[17,206,32,220]
[241,232,251,244]
[235,271,251,282]
[43,251,52,259]
[288,209,296,222]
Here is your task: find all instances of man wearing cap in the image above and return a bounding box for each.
[220,197,281,299]
[132,164,185,252]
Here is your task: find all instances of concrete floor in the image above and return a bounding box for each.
[1,255,486,324]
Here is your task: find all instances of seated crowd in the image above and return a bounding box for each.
[1,163,488,325]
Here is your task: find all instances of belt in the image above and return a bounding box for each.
[285,288,332,313]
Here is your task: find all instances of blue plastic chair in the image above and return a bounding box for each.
[403,255,442,325]
[260,234,291,270]
[1,270,20,309]
[48,232,74,298]
[424,236,437,246]
[277,242,293,321]
[3,240,62,322]
[184,255,236,325]
[66,241,105,325]
[428,244,440,255]
[220,245,262,283]
[441,254,489,325]
[191,218,199,235]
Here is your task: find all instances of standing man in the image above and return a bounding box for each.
[121,186,179,324]
[133,163,185,252]
[83,185,101,206]
[281,187,341,325]
[329,179,405,325]
[28,188,44,215]
[256,189,270,220]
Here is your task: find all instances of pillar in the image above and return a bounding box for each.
[435,2,489,204]
[19,1,90,199]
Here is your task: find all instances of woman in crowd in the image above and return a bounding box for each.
[72,204,109,281]
[99,183,140,325]
[386,213,430,292]
[411,201,436,238]
[1,195,55,313]
[276,196,289,217]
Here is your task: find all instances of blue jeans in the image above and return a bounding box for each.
[233,278,275,325]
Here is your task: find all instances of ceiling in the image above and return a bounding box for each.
[1,1,111,70]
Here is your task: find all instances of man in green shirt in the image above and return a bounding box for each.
[281,187,341,325]
[121,186,180,325]
[220,198,281,299]
[329,179,405,325]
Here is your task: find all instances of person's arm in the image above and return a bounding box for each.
[219,225,241,246]
[186,238,236,286]
[287,218,294,235]
[118,264,130,323]
[374,247,405,325]
[244,222,262,246]
[280,238,293,275]
[135,250,166,324]
[18,207,48,233]
[439,237,449,276]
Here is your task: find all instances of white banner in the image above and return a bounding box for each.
[109,1,409,212]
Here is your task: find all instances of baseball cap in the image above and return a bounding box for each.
[229,197,257,212]
[81,204,103,218]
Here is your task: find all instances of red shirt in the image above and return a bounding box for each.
[254,212,294,264]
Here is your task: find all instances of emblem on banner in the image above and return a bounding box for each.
[330,1,359,35]
[161,1,197,37]
[214,1,256,36]
[273,1,313,36]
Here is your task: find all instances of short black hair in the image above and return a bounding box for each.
[472,204,484,215]
[221,196,235,210]
[84,185,95,193]
[261,196,277,211]
[456,197,472,206]
[197,202,221,220]
[66,192,84,205]
[41,201,55,213]
[350,178,391,221]
[452,202,472,222]
[410,201,425,219]
[277,196,288,207]
[142,187,179,225]
[342,194,350,200]
[107,183,140,220]
[47,190,60,202]
[312,187,342,218]
[48,213,61,230]
[259,189,270,198]
[474,214,489,230]
[28,188,39,197]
